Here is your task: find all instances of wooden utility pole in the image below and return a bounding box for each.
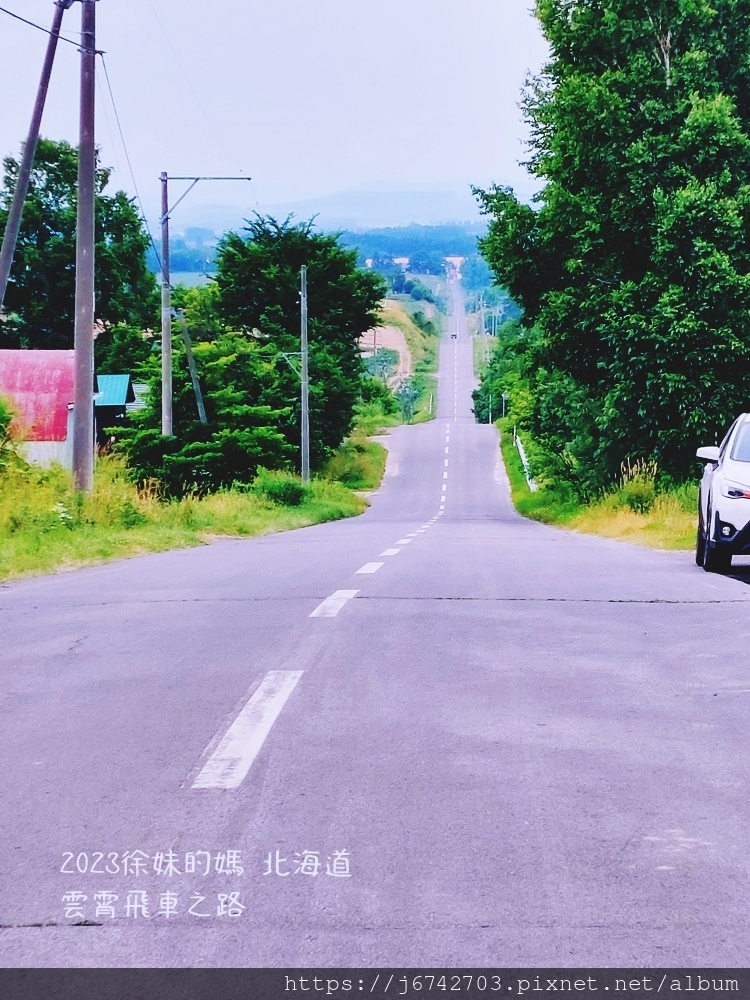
[72,0,96,491]
[0,0,75,311]
[158,175,250,436]
[300,265,310,484]
[160,171,172,435]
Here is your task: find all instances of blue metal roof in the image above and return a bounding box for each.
[95,374,135,407]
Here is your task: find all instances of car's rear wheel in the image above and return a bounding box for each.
[702,502,732,573]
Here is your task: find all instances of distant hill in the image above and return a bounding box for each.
[337,223,485,267]
[149,220,488,278]
[160,185,484,237]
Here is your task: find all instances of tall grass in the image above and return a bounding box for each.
[498,420,698,549]
[0,457,367,582]
[322,434,387,491]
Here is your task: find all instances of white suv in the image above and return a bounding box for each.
[696,413,750,573]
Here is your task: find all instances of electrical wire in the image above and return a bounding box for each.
[144,0,251,186]
[95,60,126,184]
[99,53,163,276]
[0,4,79,47]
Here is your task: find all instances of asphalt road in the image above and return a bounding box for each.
[2,280,750,969]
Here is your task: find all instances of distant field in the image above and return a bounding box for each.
[170,271,215,288]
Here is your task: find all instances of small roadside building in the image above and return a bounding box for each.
[0,349,75,469]
[95,373,135,449]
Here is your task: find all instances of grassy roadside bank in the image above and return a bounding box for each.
[0,453,372,584]
[498,419,698,550]
[381,299,440,423]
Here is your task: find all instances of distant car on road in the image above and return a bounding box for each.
[696,413,750,572]
[451,333,457,340]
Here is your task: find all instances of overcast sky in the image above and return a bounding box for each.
[0,0,548,224]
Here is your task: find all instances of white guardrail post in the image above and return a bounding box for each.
[512,425,538,492]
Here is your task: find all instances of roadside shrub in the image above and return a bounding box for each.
[616,458,658,514]
[252,469,310,507]
[360,377,398,414]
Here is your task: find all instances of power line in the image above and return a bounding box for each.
[0,4,79,47]
[144,0,249,181]
[99,53,162,274]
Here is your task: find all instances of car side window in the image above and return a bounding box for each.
[730,423,750,463]
[719,419,739,461]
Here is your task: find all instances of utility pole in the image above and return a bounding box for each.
[0,0,75,311]
[72,0,96,492]
[160,171,172,435]
[300,265,310,484]
[158,174,250,436]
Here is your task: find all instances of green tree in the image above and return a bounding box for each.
[214,215,386,465]
[95,324,155,376]
[0,138,158,349]
[475,0,750,485]
[116,332,294,496]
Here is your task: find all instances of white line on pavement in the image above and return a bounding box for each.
[380,548,401,556]
[310,589,360,618]
[356,562,384,574]
[396,538,413,545]
[192,670,303,790]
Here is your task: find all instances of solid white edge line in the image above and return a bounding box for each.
[356,562,385,574]
[192,670,303,790]
[310,589,360,618]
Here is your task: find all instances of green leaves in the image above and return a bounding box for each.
[213,214,386,464]
[116,216,386,495]
[0,139,158,349]
[476,0,750,487]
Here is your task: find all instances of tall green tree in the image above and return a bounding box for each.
[214,215,386,464]
[0,138,158,349]
[116,333,294,496]
[476,0,750,484]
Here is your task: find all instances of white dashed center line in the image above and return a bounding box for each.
[356,562,384,574]
[310,589,360,618]
[380,548,401,556]
[396,538,413,545]
[192,670,303,790]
